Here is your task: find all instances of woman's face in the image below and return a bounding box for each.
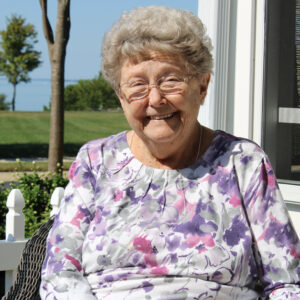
[118,57,210,146]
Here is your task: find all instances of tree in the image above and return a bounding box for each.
[0,15,41,111]
[39,0,71,173]
[0,94,10,110]
[64,74,120,111]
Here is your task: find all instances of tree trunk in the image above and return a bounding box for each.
[40,0,70,173]
[11,83,16,111]
[48,53,65,173]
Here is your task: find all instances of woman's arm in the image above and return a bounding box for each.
[241,155,300,299]
[40,145,98,299]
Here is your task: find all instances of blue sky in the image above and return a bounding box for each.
[0,0,198,81]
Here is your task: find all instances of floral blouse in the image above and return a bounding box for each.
[40,130,300,300]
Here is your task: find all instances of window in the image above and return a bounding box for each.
[263,0,300,182]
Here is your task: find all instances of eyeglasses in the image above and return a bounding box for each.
[119,73,193,103]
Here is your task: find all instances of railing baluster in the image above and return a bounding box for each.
[5,189,25,292]
[6,189,25,242]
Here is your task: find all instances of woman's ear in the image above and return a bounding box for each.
[199,73,210,105]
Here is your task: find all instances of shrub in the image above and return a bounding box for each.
[0,94,10,111]
[0,187,10,238]
[0,172,68,239]
[64,73,120,111]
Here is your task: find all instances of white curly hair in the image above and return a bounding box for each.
[101,6,213,90]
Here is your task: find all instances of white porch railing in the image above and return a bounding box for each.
[0,187,64,293]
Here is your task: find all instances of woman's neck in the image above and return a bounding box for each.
[128,124,212,170]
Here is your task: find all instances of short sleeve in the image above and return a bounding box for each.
[40,145,98,299]
[241,155,300,299]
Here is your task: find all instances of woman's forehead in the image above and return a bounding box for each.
[120,59,186,80]
[123,50,185,67]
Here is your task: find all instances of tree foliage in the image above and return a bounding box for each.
[0,94,10,110]
[0,15,41,111]
[64,74,120,111]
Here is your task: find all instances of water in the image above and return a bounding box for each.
[0,78,78,112]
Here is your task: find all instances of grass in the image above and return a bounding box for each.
[0,110,130,160]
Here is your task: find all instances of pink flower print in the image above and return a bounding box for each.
[133,234,153,254]
[197,246,208,254]
[70,207,86,229]
[199,234,215,247]
[69,161,86,188]
[290,246,300,259]
[151,266,169,275]
[88,145,100,163]
[270,212,282,223]
[267,173,276,188]
[201,174,211,182]
[186,234,201,248]
[69,161,79,181]
[145,253,158,267]
[114,189,123,202]
[257,231,266,242]
[65,253,82,271]
[174,191,197,216]
[229,195,241,207]
[174,191,186,213]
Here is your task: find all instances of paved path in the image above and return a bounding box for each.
[0,171,68,183]
[0,172,25,182]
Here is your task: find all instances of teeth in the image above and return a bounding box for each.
[150,113,174,120]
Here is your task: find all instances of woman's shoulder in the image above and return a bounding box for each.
[206,130,268,167]
[83,131,128,154]
[204,130,271,191]
[74,131,129,169]
[214,130,265,155]
[81,131,128,152]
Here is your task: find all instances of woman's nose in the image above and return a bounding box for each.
[148,85,164,106]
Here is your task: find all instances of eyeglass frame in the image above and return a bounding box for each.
[118,73,195,103]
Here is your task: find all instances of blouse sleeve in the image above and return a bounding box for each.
[40,145,98,300]
[241,154,300,299]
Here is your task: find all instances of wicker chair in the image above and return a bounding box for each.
[2,217,54,300]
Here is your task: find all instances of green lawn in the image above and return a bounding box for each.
[0,111,130,158]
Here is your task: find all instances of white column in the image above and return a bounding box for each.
[232,0,256,139]
[198,0,218,129]
[198,0,265,144]
[252,0,265,145]
[198,0,233,131]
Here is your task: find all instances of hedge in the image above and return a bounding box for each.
[0,172,68,239]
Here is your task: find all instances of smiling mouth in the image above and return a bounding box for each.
[149,112,176,120]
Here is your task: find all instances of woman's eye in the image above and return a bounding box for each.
[164,76,181,82]
[129,81,146,87]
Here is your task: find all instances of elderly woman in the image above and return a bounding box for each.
[40,6,300,300]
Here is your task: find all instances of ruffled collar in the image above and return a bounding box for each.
[104,130,235,181]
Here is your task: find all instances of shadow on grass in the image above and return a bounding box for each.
[0,143,82,159]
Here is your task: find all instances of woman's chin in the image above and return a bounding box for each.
[142,128,181,145]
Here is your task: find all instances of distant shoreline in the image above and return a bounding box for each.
[0,77,80,111]
[0,77,79,83]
